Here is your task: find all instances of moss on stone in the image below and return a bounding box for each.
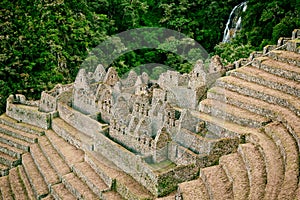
[157,176,178,197]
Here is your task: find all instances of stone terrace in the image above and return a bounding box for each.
[178,29,300,199]
[0,113,152,199]
[0,29,299,200]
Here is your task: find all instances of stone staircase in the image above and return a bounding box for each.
[0,113,153,199]
[1,31,299,200]
[0,114,41,177]
[85,151,153,200]
[51,117,95,151]
[178,36,300,199]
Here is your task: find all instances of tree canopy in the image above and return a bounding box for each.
[0,0,299,113]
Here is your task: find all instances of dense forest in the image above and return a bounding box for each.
[0,0,299,113]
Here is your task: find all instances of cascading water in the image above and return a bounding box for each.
[222,2,247,43]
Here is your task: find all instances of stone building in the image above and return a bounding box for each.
[69,54,227,167]
[0,29,299,199]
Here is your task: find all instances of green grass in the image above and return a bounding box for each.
[149,159,176,173]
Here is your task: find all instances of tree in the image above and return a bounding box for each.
[0,0,111,113]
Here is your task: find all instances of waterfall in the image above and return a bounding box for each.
[222,2,247,43]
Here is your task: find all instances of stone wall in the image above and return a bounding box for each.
[11,94,39,107]
[95,133,203,197]
[72,69,98,115]
[93,131,159,196]
[168,137,239,176]
[286,39,300,53]
[72,94,97,115]
[158,71,180,88]
[168,142,198,166]
[179,109,201,132]
[157,164,199,197]
[6,95,51,129]
[173,128,213,155]
[57,102,108,138]
[169,87,197,109]
[109,125,155,156]
[39,84,73,113]
[57,101,159,195]
[39,91,57,113]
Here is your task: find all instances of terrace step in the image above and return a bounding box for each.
[73,161,109,197]
[216,76,300,117]
[238,143,266,200]
[22,153,48,199]
[199,98,269,128]
[45,130,84,167]
[177,178,209,200]
[18,165,36,200]
[52,117,94,151]
[264,122,299,199]
[85,151,153,200]
[42,195,54,200]
[249,129,284,199]
[0,151,20,167]
[207,86,300,146]
[192,111,290,197]
[0,163,9,177]
[0,114,44,136]
[102,190,124,200]
[51,183,76,200]
[0,140,23,159]
[200,165,233,200]
[278,108,300,151]
[0,175,13,200]
[254,56,300,81]
[9,167,28,200]
[268,50,300,67]
[30,143,60,186]
[203,100,285,199]
[219,153,249,200]
[85,152,117,188]
[230,65,300,97]
[62,172,98,200]
[296,186,300,200]
[38,136,70,177]
[175,128,238,156]
[0,123,37,143]
[207,86,276,119]
[0,131,30,151]
[190,110,256,139]
[207,86,294,120]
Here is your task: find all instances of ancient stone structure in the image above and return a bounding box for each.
[0,29,299,199]
[177,29,300,200]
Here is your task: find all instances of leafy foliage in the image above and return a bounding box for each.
[213,0,300,64]
[240,0,300,46]
[0,0,111,113]
[0,0,299,113]
[214,40,255,65]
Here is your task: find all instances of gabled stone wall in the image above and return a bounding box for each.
[6,95,52,129]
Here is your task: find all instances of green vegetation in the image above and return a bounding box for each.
[215,0,300,64]
[1,0,299,113]
[0,0,111,112]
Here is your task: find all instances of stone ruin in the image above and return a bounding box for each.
[2,54,233,197]
[70,55,226,165]
[0,29,299,199]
